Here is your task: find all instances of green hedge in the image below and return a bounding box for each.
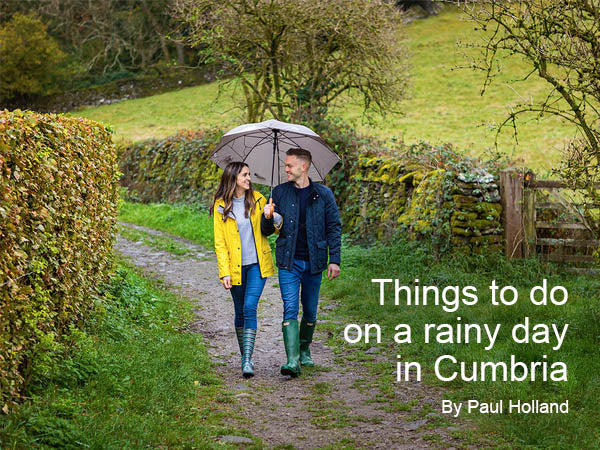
[0,110,119,410]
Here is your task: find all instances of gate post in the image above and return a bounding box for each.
[500,169,524,259]
[523,172,537,257]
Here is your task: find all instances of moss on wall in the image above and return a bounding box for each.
[120,121,506,254]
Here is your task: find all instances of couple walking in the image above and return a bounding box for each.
[211,148,341,378]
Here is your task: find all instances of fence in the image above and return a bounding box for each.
[500,169,599,272]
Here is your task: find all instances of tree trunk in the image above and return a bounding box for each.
[140,0,171,63]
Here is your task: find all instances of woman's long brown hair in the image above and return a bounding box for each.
[209,162,256,221]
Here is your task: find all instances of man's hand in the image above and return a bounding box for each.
[221,276,232,289]
[327,263,340,281]
[264,201,276,218]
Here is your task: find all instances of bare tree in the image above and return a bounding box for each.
[463,0,600,204]
[172,0,409,122]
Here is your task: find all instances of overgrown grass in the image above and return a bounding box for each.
[0,257,257,449]
[70,6,574,172]
[119,200,600,449]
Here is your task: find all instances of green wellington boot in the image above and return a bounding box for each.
[235,326,244,369]
[242,328,257,378]
[280,320,301,377]
[235,327,244,355]
[299,319,316,367]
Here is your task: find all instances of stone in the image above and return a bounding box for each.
[451,227,474,237]
[457,181,498,191]
[217,435,253,444]
[402,419,428,431]
[457,169,495,184]
[454,200,502,216]
[452,211,478,222]
[234,393,252,398]
[452,194,478,205]
[470,234,503,244]
[483,190,501,202]
[450,218,497,229]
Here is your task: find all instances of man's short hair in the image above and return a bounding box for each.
[286,147,312,166]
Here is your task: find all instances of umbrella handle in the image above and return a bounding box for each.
[266,197,273,219]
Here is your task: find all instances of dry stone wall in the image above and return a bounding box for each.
[120,130,505,253]
[335,153,504,252]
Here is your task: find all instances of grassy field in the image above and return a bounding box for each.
[323,242,600,449]
[70,6,574,173]
[0,256,257,449]
[115,200,600,449]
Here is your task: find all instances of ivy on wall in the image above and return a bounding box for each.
[120,119,507,254]
[119,129,223,206]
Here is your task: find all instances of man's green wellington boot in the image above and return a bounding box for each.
[280,320,301,377]
[299,319,316,367]
[242,328,257,378]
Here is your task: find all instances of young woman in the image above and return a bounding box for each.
[210,162,277,378]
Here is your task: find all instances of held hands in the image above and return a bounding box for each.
[327,263,340,281]
[221,276,232,289]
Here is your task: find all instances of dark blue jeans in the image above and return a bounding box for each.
[279,258,323,322]
[230,263,266,329]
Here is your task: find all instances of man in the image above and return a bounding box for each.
[261,147,341,377]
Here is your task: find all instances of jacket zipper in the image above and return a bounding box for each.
[233,196,261,272]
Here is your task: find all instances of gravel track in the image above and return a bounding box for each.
[115,221,471,449]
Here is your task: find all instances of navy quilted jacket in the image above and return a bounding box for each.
[261,180,341,274]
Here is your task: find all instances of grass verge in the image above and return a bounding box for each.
[117,223,194,256]
[119,201,214,249]
[320,241,600,449]
[119,200,600,449]
[0,256,258,449]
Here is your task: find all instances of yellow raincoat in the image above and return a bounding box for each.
[213,191,274,285]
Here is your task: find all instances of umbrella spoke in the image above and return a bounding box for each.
[211,119,340,186]
[242,133,275,162]
[222,141,246,161]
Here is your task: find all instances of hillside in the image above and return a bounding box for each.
[70,6,574,172]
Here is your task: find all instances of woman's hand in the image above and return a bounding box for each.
[264,201,276,218]
[221,276,232,289]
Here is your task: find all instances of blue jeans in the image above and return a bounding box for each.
[230,263,266,329]
[279,258,323,322]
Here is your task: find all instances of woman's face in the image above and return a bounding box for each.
[235,165,251,192]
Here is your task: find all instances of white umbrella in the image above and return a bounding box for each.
[210,119,340,188]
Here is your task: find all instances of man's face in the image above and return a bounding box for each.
[285,155,307,182]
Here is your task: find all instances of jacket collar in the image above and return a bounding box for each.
[287,178,320,202]
[215,190,262,207]
[215,191,263,218]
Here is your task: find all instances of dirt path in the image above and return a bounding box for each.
[115,222,471,449]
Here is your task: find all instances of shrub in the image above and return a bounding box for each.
[0,110,119,410]
[0,14,69,100]
[120,118,507,254]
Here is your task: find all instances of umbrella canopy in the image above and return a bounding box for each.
[210,119,340,187]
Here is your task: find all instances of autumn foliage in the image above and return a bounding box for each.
[0,110,119,409]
